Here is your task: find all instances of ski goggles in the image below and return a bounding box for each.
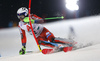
[17,15,25,19]
[17,12,26,16]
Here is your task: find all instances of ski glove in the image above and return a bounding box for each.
[19,46,26,55]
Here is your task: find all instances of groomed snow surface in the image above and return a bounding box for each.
[0,15,100,61]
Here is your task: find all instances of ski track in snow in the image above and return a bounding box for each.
[0,15,100,61]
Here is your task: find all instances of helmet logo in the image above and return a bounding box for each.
[22,8,26,10]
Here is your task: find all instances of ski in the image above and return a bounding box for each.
[25,51,40,55]
[42,47,73,54]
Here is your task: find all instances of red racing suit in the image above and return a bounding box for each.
[18,14,74,48]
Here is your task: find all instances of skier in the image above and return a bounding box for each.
[17,7,76,55]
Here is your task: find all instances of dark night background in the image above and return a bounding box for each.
[0,0,100,28]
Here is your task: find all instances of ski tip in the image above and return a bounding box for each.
[63,47,73,52]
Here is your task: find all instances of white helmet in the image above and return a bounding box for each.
[17,7,28,19]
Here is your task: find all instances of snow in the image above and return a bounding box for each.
[0,44,100,61]
[0,15,100,61]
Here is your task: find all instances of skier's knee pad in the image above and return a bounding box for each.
[51,38,55,43]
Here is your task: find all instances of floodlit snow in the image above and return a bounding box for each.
[0,15,100,61]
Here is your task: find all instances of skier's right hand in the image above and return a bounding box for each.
[19,46,26,55]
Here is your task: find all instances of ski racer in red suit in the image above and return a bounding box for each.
[17,7,76,55]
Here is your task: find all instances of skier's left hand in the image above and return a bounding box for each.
[19,46,26,55]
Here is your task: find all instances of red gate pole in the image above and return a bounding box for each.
[28,0,42,52]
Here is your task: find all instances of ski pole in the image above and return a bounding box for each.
[24,16,64,23]
[44,16,64,20]
[29,0,42,52]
